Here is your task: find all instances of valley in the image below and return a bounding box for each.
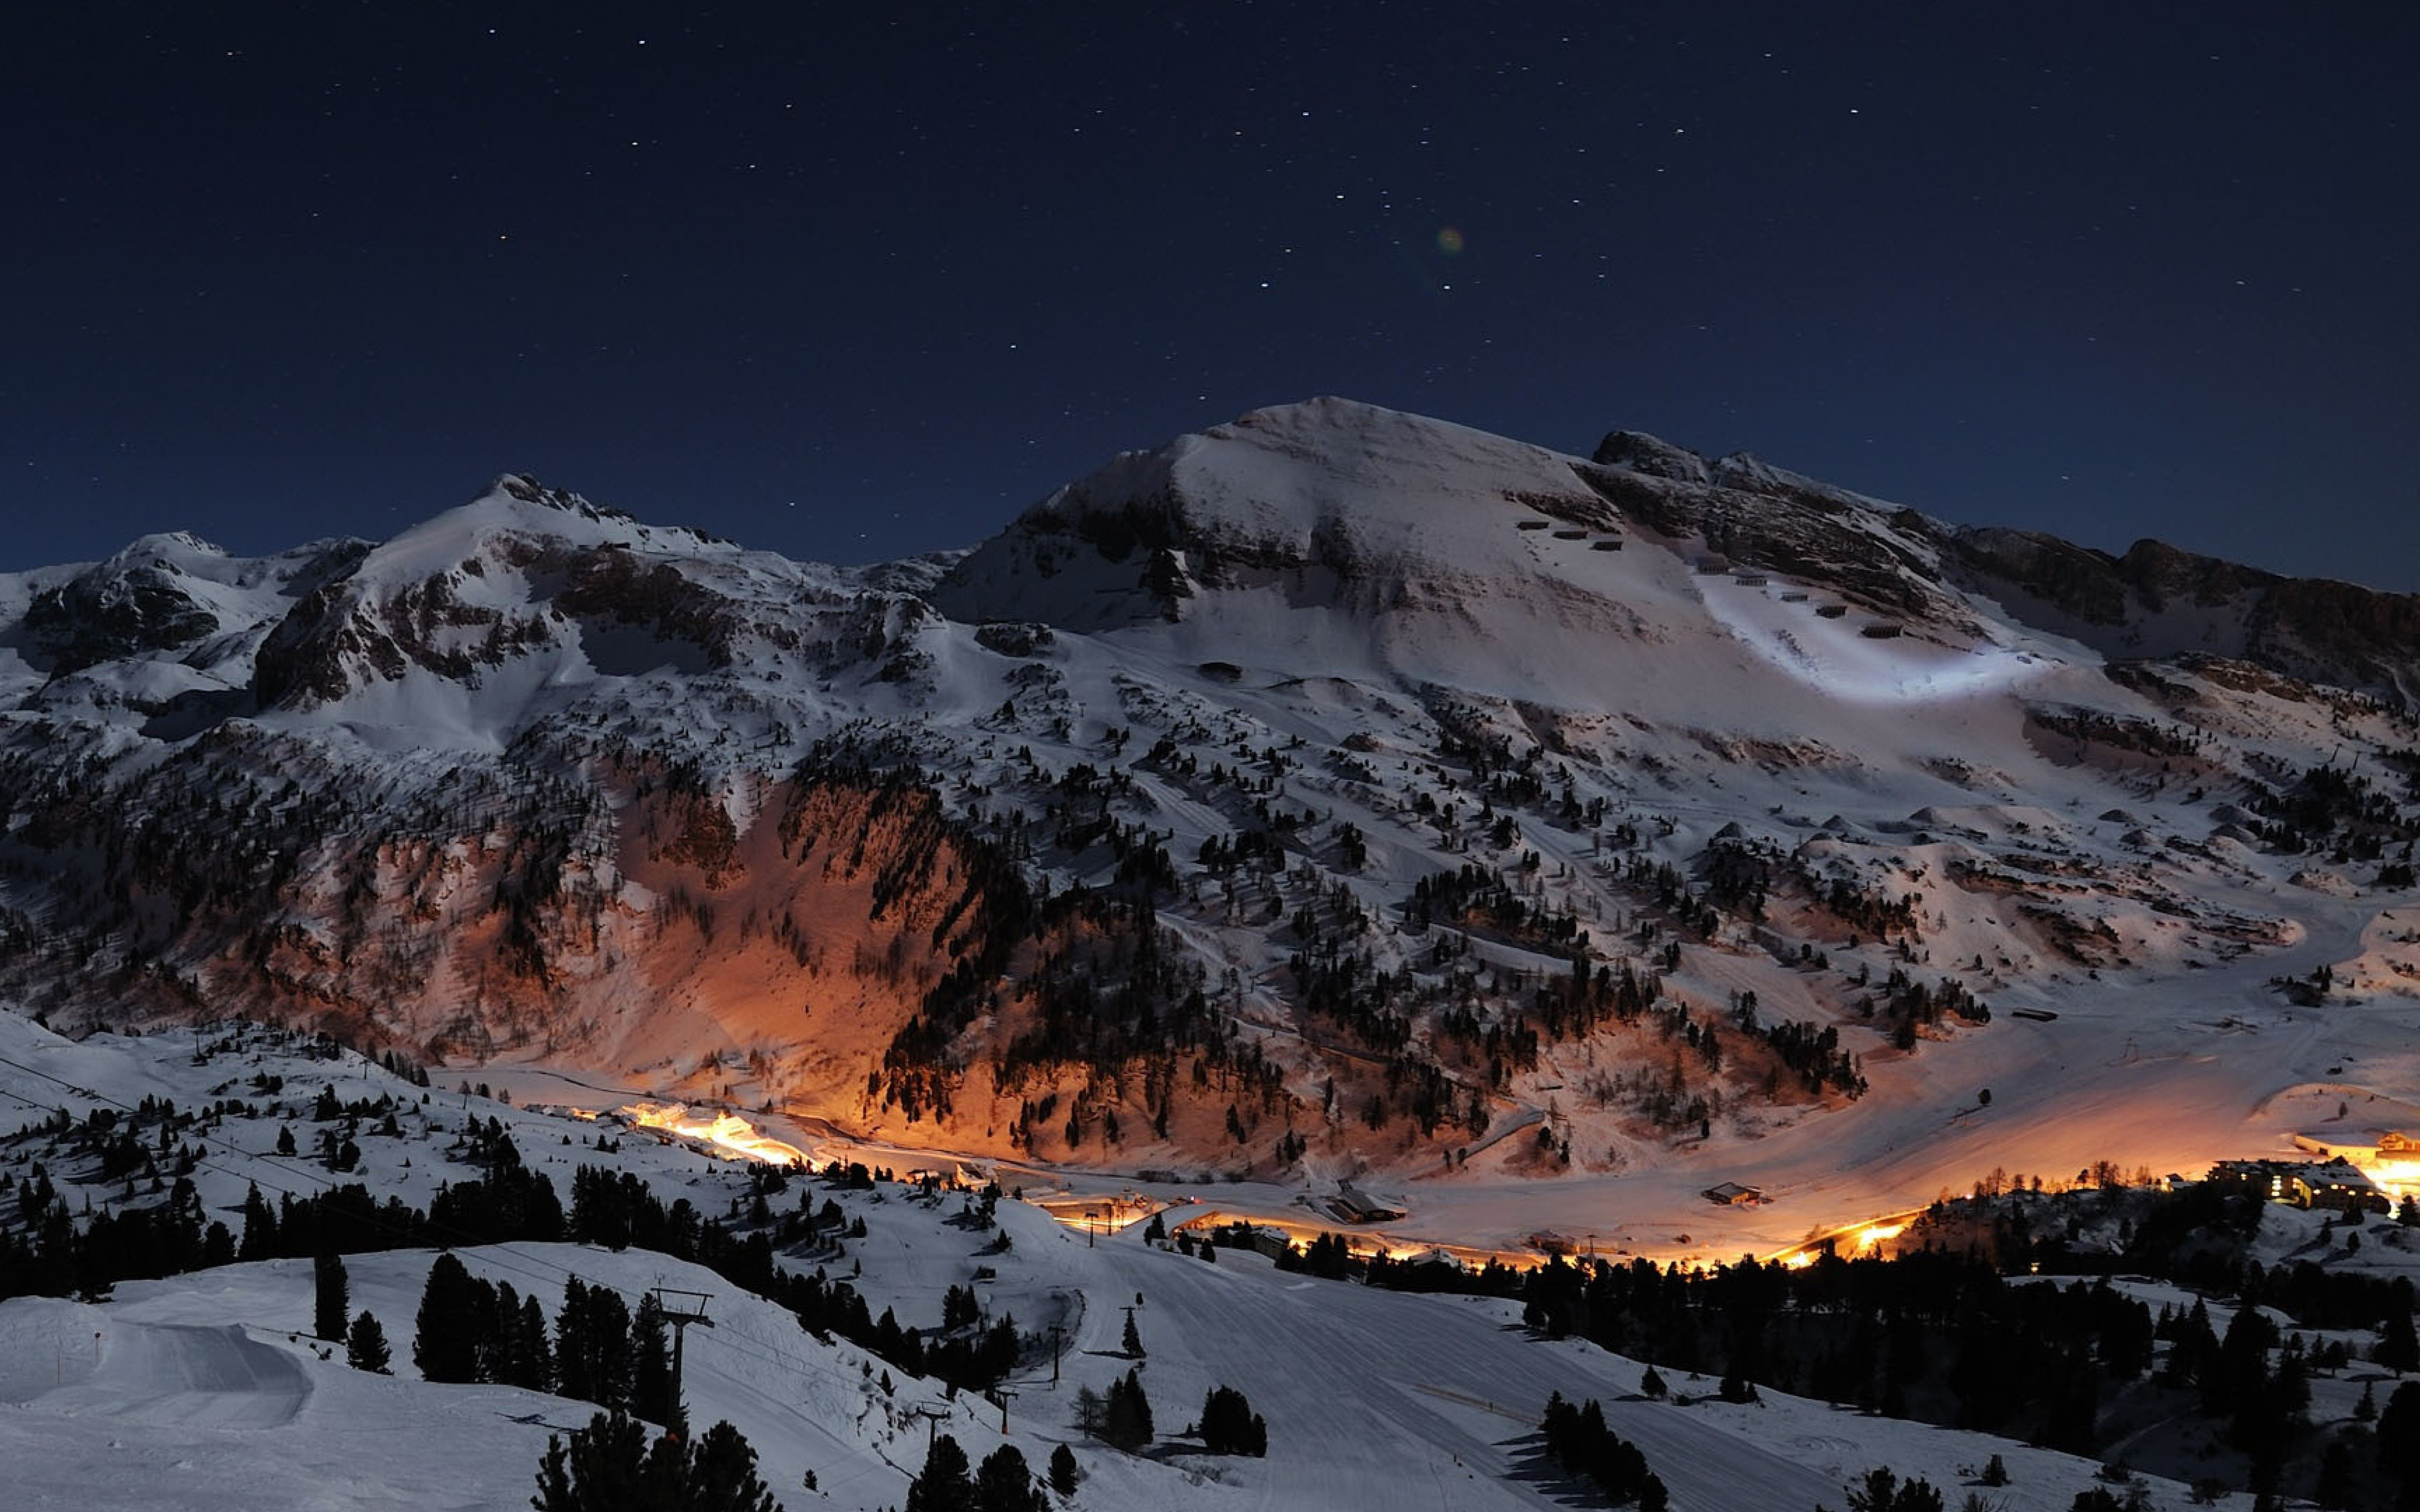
[7,396,2420,1507]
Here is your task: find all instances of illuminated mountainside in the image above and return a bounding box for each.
[3,398,2418,1254]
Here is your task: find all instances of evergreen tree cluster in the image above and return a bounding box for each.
[1823,1465,1945,1512]
[412,1251,563,1393]
[904,1433,1050,1512]
[1540,1392,1667,1510]
[1197,1383,1267,1455]
[405,1260,681,1431]
[1075,1367,1154,1450]
[313,1250,349,1341]
[533,1408,778,1512]
[1268,1177,2420,1503]
[1519,1249,2148,1453]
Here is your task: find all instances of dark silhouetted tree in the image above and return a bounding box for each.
[2379,1286,2419,1374]
[974,1443,1047,1512]
[683,1419,781,1512]
[1199,1384,1267,1455]
[532,1409,776,1512]
[631,1292,681,1433]
[1047,1443,1080,1496]
[905,1431,973,1512]
[346,1310,390,1373]
[313,1251,349,1342]
[412,1251,482,1383]
[1100,1368,1153,1450]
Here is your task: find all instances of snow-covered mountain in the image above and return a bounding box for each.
[3,397,2418,1262]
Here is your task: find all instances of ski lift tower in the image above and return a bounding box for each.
[650,1287,715,1411]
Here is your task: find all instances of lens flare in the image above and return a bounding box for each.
[1436,226,1465,256]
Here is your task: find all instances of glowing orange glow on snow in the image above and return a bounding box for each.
[621,1102,807,1165]
[1033,1193,1156,1234]
[2358,1157,2420,1201]
[1855,1221,1908,1252]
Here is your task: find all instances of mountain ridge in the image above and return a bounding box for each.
[1,396,2416,1244]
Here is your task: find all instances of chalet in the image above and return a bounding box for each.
[2282,1159,2383,1212]
[1218,1223,1292,1261]
[2294,1130,2420,1163]
[1702,1181,1763,1206]
[1400,1249,1468,1283]
[2206,1157,2385,1213]
[1335,1183,1407,1223]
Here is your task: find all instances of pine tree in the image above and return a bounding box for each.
[973,1444,1046,1512]
[1100,1368,1153,1450]
[554,1277,596,1403]
[684,1419,781,1512]
[1047,1443,1080,1496]
[1121,1310,1143,1358]
[238,1184,277,1260]
[533,1409,655,1512]
[533,1409,776,1512]
[631,1292,681,1433]
[1838,1467,1947,1512]
[512,1293,553,1392]
[1199,1384,1267,1455]
[905,1431,973,1512]
[2378,1380,2420,1485]
[2378,1288,2419,1374]
[554,1276,633,1408]
[313,1251,349,1342]
[412,1251,483,1383]
[345,1310,391,1373]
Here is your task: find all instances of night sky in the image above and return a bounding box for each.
[9,4,2416,588]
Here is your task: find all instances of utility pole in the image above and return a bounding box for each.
[1047,1323,1063,1384]
[650,1286,715,1427]
[910,1402,952,1454]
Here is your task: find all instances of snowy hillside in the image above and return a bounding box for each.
[11,1017,2395,1511]
[0,396,2417,1278]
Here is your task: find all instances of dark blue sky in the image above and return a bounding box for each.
[9,4,2416,588]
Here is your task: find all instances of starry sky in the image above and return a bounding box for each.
[9,4,2417,588]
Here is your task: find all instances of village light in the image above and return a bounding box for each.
[621,1102,809,1165]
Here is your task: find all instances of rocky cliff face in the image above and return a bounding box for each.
[20,534,369,682]
[1940,521,2420,697]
